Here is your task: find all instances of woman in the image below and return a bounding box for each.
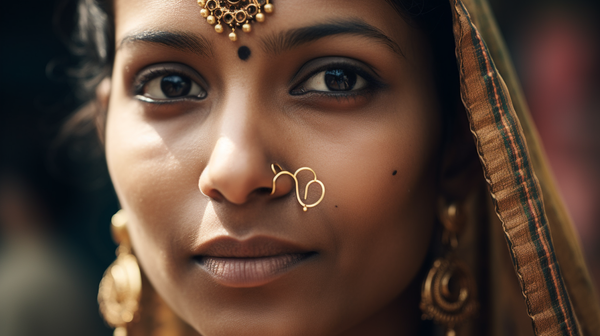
[71,0,600,335]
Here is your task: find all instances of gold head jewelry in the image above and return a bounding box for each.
[271,163,325,212]
[197,0,274,42]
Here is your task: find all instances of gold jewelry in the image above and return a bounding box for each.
[420,201,478,336]
[197,0,274,41]
[98,210,142,336]
[271,163,325,212]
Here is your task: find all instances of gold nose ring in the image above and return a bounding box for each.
[270,164,325,212]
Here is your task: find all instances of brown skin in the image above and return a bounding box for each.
[104,0,447,335]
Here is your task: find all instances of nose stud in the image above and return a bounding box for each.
[271,164,325,212]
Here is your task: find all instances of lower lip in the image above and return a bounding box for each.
[197,253,315,288]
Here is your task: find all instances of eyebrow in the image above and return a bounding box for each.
[118,30,213,57]
[261,19,404,57]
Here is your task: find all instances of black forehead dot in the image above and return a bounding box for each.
[237,46,251,61]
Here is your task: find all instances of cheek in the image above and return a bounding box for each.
[317,90,441,316]
[104,92,208,292]
[331,161,436,309]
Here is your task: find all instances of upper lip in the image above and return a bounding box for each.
[194,236,314,258]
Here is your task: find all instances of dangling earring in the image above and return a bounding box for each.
[98,210,142,336]
[420,200,478,336]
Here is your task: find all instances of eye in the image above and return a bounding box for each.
[291,65,373,95]
[133,64,209,103]
[141,74,206,100]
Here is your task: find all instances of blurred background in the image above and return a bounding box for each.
[0,0,598,334]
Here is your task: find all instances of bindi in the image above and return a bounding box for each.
[238,46,251,61]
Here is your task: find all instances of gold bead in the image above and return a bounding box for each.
[264,3,274,14]
[242,23,251,33]
[215,24,224,33]
[229,31,237,42]
[256,12,265,22]
[197,0,205,6]
[121,311,134,323]
[200,8,209,18]
[207,15,216,25]
[114,327,127,336]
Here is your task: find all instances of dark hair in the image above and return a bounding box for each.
[67,0,456,138]
[388,0,461,137]
[71,0,114,102]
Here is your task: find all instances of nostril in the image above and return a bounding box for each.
[255,187,272,195]
[201,187,225,201]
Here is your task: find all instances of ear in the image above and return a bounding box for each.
[438,101,480,202]
[94,77,111,144]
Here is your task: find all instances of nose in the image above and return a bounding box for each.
[198,99,292,206]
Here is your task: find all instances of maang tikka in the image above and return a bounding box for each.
[197,0,274,42]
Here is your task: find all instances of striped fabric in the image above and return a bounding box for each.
[450,1,581,335]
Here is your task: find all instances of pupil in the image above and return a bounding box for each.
[324,69,357,91]
[161,75,192,98]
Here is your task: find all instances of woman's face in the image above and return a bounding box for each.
[106,0,443,335]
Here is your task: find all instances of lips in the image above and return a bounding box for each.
[193,236,316,287]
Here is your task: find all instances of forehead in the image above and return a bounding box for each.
[113,0,418,55]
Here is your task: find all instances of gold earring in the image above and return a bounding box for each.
[197,0,274,41]
[271,163,325,212]
[98,210,142,336]
[420,201,478,336]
